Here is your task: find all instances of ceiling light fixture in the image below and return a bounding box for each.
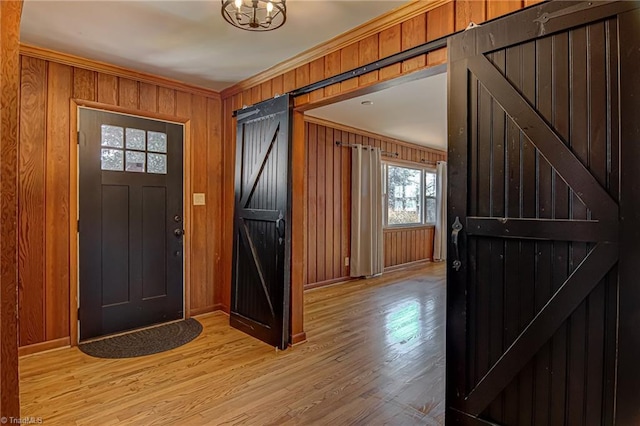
[221,0,287,32]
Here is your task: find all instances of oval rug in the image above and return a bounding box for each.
[79,318,203,359]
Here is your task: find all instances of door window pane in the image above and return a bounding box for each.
[126,128,146,151]
[125,151,146,172]
[147,131,167,153]
[101,148,124,171]
[387,165,422,225]
[147,153,167,174]
[101,125,124,148]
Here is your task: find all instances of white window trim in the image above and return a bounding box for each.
[382,160,437,229]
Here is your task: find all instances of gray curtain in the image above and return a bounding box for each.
[350,145,384,277]
[433,161,447,261]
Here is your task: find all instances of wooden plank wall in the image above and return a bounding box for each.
[1,0,24,416]
[17,54,223,349]
[305,120,446,288]
[220,0,538,309]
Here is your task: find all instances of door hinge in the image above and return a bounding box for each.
[77,131,80,144]
[77,307,80,318]
[77,219,80,233]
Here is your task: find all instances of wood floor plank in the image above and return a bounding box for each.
[20,263,445,425]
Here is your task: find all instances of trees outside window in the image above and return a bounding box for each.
[383,163,437,227]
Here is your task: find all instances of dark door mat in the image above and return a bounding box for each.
[79,318,203,359]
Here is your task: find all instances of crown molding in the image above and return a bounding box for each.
[221,0,449,99]
[304,115,447,155]
[19,44,221,99]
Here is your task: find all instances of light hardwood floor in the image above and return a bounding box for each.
[20,262,445,425]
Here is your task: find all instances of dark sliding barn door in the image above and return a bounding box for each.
[231,95,292,349]
[446,1,640,424]
[79,108,184,340]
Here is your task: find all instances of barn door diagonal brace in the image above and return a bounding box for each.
[461,242,618,415]
[238,220,276,317]
[467,54,618,222]
[239,119,280,208]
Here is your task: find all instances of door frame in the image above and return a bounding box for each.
[286,63,447,344]
[70,99,192,345]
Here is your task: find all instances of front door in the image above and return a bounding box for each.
[79,108,184,340]
[231,95,292,349]
[447,1,640,424]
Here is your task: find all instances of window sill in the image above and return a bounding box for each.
[384,224,435,232]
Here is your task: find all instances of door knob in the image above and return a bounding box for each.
[174,228,184,237]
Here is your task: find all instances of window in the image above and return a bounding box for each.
[100,126,168,174]
[383,163,437,227]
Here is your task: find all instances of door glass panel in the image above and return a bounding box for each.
[147,153,167,174]
[101,148,124,171]
[101,125,124,148]
[126,128,146,151]
[148,131,167,153]
[125,150,146,172]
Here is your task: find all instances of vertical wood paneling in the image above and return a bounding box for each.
[18,56,47,346]
[324,51,341,98]
[427,2,454,65]
[260,79,273,100]
[358,34,379,86]
[18,55,224,348]
[340,44,359,92]
[139,82,158,112]
[72,68,96,101]
[323,125,333,279]
[97,73,118,105]
[118,77,139,109]
[45,62,72,341]
[486,0,523,20]
[455,0,486,31]
[309,57,325,103]
[305,120,445,286]
[283,69,296,93]
[316,123,326,283]
[271,75,283,96]
[1,2,24,415]
[306,123,317,284]
[158,87,176,115]
[379,24,402,81]
[207,97,222,310]
[341,131,351,278]
[188,93,210,311]
[401,13,427,73]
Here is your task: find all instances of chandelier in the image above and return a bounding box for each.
[221,0,287,32]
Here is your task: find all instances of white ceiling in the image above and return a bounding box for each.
[20,0,406,91]
[306,71,448,150]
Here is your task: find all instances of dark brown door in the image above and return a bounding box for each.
[231,95,291,349]
[446,1,640,424]
[79,108,184,340]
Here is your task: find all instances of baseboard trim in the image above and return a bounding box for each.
[19,337,71,357]
[189,305,221,317]
[384,259,432,273]
[290,332,307,346]
[304,276,354,290]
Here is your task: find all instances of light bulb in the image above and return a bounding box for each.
[235,0,242,9]
[266,1,273,13]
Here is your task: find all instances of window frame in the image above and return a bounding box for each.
[382,160,437,229]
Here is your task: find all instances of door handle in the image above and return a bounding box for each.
[275,214,285,244]
[451,216,463,272]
